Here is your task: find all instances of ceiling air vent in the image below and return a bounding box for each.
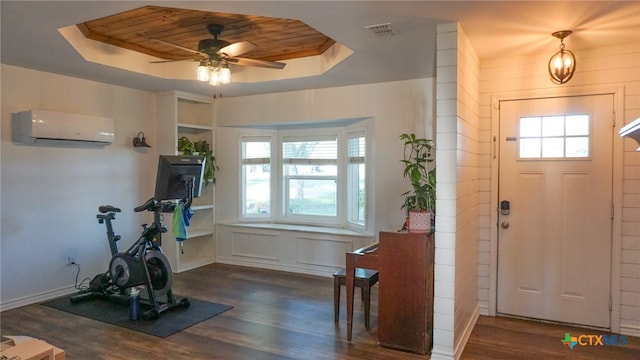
[365,22,396,37]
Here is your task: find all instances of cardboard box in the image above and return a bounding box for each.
[1,337,16,352]
[0,336,64,360]
[52,346,65,360]
[0,338,54,360]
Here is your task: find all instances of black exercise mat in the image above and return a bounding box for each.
[41,295,232,337]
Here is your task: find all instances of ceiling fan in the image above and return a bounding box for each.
[152,24,286,70]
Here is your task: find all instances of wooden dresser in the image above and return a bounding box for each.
[377,231,435,355]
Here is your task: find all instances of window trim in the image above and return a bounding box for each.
[241,135,274,218]
[238,122,371,231]
[347,131,366,226]
[280,130,341,226]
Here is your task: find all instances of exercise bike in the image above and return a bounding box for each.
[70,199,189,320]
[70,155,206,320]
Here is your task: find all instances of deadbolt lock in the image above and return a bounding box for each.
[500,200,510,215]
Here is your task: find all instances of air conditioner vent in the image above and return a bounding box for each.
[364,22,397,37]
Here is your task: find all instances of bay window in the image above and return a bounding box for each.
[240,124,369,229]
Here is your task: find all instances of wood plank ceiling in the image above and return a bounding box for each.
[76,5,336,63]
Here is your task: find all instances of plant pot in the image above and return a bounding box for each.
[409,210,431,233]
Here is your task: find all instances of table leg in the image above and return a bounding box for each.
[346,256,356,341]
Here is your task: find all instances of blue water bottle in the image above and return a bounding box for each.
[129,287,140,321]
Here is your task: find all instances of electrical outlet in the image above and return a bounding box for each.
[67,256,76,266]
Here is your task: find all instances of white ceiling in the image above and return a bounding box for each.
[2,1,639,98]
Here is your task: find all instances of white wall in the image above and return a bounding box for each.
[0,65,159,309]
[478,42,640,336]
[451,24,482,355]
[213,79,435,236]
[431,23,480,360]
[0,65,436,308]
[432,22,640,360]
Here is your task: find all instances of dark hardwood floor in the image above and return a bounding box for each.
[1,263,638,359]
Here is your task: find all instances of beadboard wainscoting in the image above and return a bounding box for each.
[216,223,374,277]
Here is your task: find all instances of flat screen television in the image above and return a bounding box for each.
[154,155,206,201]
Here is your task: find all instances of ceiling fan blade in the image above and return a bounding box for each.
[218,41,257,58]
[229,57,287,69]
[151,38,206,57]
[150,58,197,64]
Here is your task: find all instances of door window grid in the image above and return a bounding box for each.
[518,115,590,159]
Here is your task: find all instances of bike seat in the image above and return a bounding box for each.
[134,198,157,213]
[98,205,121,213]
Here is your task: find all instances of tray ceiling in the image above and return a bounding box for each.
[76,5,336,63]
[2,1,638,98]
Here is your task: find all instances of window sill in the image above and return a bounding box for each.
[220,222,373,238]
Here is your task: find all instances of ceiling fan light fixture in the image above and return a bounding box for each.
[149,23,285,86]
[209,67,220,86]
[197,60,210,82]
[205,60,230,86]
[548,30,576,85]
[220,62,231,84]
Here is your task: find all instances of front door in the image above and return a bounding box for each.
[497,94,614,328]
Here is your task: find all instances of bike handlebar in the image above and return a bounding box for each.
[134,198,157,213]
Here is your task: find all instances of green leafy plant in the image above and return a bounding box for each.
[178,136,196,154]
[400,133,435,214]
[178,136,218,185]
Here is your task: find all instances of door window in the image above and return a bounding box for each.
[518,114,590,159]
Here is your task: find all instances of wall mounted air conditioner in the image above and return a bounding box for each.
[13,109,115,145]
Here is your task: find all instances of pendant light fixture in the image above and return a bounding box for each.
[548,30,576,85]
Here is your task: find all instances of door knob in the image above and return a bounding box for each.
[501,221,510,229]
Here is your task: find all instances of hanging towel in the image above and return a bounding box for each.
[183,204,194,226]
[172,203,193,242]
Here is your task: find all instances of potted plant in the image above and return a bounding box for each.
[177,136,196,155]
[178,136,218,184]
[400,133,435,233]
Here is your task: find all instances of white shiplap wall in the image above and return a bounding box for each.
[478,42,640,335]
[431,23,481,360]
[620,42,640,334]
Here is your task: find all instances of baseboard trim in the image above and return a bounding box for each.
[478,304,489,316]
[454,305,480,359]
[429,349,455,360]
[215,257,335,277]
[1,285,76,312]
[429,306,480,360]
[620,324,640,337]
